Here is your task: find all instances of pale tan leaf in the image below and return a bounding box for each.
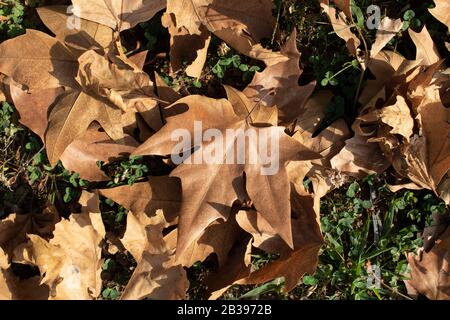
[370,17,402,58]
[165,215,242,267]
[320,2,360,56]
[236,195,323,292]
[77,50,159,120]
[429,0,450,30]
[380,95,414,141]
[0,209,58,257]
[120,251,188,300]
[72,0,166,31]
[162,10,211,78]
[119,211,189,300]
[408,26,440,66]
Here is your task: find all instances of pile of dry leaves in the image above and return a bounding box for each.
[0,0,449,300]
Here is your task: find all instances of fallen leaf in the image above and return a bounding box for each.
[37,5,114,56]
[370,17,402,58]
[133,95,319,256]
[165,213,243,267]
[0,30,78,90]
[13,192,105,300]
[330,133,390,178]
[99,176,182,223]
[224,85,278,126]
[205,237,252,299]
[408,26,441,66]
[406,227,450,300]
[72,0,166,31]
[244,29,316,124]
[120,210,189,300]
[45,90,124,166]
[320,2,360,56]
[0,209,58,257]
[291,91,351,162]
[162,1,211,78]
[77,50,160,122]
[10,85,64,140]
[236,192,323,292]
[60,123,139,181]
[380,95,414,141]
[429,0,450,30]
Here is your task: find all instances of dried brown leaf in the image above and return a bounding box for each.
[406,227,450,300]
[37,5,114,56]
[60,123,139,181]
[0,30,78,90]
[133,95,319,256]
[244,29,315,124]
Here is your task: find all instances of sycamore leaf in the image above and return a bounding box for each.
[236,210,284,254]
[45,90,124,166]
[121,251,189,300]
[77,50,160,123]
[0,209,58,257]
[0,30,78,90]
[0,233,49,300]
[408,26,440,66]
[121,211,169,261]
[205,237,253,299]
[331,0,351,20]
[291,91,351,162]
[331,133,390,178]
[320,2,360,56]
[60,123,139,181]
[438,175,450,205]
[197,0,286,65]
[128,51,149,70]
[37,6,114,56]
[162,2,211,78]
[133,95,319,257]
[243,29,315,124]
[417,85,450,185]
[380,95,414,141]
[71,0,166,32]
[0,270,49,300]
[10,85,64,140]
[164,0,287,77]
[164,213,243,267]
[236,192,323,293]
[370,17,402,58]
[224,85,278,126]
[405,227,450,300]
[429,0,450,30]
[198,0,274,44]
[13,192,105,300]
[120,211,189,300]
[99,176,182,223]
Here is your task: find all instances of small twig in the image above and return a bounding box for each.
[270,3,282,46]
[352,26,370,114]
